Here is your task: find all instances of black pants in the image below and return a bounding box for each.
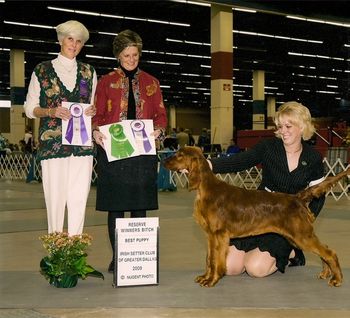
[107,210,147,259]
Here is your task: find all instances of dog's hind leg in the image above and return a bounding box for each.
[294,234,342,287]
[319,259,332,280]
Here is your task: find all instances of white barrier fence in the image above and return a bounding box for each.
[170,158,349,201]
[0,152,349,201]
[0,153,99,184]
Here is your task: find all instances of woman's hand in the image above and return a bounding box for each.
[85,105,96,117]
[92,129,106,149]
[53,106,71,121]
[151,129,161,139]
[152,129,165,140]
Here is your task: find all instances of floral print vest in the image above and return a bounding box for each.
[35,60,95,161]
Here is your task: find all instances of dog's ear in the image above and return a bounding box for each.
[188,157,201,191]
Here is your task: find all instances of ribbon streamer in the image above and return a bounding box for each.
[109,124,134,159]
[65,103,89,145]
[79,79,88,98]
[130,120,152,153]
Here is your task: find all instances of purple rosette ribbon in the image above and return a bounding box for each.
[130,120,152,153]
[65,103,89,145]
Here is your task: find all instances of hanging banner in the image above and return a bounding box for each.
[113,217,159,287]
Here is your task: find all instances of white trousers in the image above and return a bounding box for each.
[41,155,93,235]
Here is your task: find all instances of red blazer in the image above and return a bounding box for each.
[93,68,167,130]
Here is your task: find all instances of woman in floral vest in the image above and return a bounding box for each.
[24,20,97,235]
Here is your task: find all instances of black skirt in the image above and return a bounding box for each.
[230,233,294,273]
[95,146,159,212]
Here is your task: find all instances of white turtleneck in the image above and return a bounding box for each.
[52,54,78,91]
[24,53,97,118]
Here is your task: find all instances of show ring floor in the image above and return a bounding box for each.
[0,180,349,318]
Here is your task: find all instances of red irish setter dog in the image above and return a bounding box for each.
[163,146,349,288]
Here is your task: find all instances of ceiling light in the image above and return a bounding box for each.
[47,6,190,27]
[233,8,257,13]
[286,15,350,28]
[170,0,210,7]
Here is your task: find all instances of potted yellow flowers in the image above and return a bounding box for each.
[39,232,104,288]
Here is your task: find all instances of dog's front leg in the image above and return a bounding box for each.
[195,232,228,287]
[195,233,213,285]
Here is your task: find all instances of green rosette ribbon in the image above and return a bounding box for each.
[109,123,135,159]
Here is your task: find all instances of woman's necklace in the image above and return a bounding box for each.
[285,145,302,172]
[285,146,302,154]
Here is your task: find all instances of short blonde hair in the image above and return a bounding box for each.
[113,29,143,59]
[56,20,89,44]
[274,101,316,140]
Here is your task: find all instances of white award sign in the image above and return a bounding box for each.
[99,119,156,162]
[113,217,159,287]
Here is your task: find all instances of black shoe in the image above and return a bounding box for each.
[289,248,305,267]
[108,260,115,273]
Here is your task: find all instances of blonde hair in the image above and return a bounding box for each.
[113,29,143,59]
[56,20,89,44]
[274,101,316,140]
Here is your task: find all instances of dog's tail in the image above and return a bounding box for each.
[297,168,350,203]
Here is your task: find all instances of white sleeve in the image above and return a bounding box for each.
[24,72,41,119]
[309,176,325,187]
[90,69,97,105]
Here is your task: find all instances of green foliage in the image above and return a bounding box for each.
[39,232,104,287]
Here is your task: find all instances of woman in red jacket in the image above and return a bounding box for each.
[92,30,167,272]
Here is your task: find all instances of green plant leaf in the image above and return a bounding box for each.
[40,257,51,273]
[73,256,87,274]
[84,265,104,280]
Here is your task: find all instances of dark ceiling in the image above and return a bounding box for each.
[1,0,349,128]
